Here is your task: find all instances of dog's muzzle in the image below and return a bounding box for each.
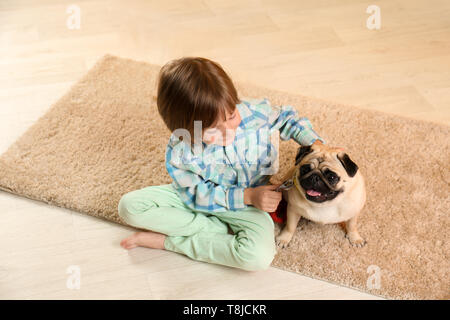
[298,169,342,203]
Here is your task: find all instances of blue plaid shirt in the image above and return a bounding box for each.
[165,97,326,213]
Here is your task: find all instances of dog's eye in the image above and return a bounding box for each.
[300,164,312,176]
[324,169,339,184]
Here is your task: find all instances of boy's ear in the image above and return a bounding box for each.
[295,145,313,166]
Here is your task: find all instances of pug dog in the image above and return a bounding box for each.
[275,140,367,248]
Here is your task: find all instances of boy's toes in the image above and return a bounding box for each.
[121,239,137,249]
[120,235,139,249]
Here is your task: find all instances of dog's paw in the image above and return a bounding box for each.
[345,233,367,248]
[276,231,293,249]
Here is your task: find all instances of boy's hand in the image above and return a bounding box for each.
[244,184,282,212]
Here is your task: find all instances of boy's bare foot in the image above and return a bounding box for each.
[120,231,166,250]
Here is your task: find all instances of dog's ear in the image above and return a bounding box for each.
[295,145,313,166]
[337,153,358,177]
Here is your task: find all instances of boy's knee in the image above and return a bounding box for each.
[117,193,132,222]
[237,238,276,271]
[241,247,275,271]
[117,193,145,224]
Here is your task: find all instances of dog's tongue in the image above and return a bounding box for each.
[306,189,321,196]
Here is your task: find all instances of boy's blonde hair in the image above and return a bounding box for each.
[157,57,241,139]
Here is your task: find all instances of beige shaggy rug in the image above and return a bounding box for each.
[0,54,448,300]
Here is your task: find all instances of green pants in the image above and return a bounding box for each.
[117,184,276,271]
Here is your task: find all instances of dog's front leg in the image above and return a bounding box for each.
[275,206,301,249]
[344,215,366,247]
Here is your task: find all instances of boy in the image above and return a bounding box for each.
[118,57,325,271]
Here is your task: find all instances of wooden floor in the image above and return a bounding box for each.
[1,0,448,300]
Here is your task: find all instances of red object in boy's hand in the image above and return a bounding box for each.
[268,198,287,224]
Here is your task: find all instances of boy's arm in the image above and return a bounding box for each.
[166,145,247,213]
[243,188,254,205]
[254,98,326,146]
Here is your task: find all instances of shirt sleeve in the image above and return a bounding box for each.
[165,142,247,213]
[255,98,326,146]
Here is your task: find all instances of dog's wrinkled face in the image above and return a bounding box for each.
[294,143,358,204]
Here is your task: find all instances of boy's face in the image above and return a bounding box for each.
[202,107,241,146]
